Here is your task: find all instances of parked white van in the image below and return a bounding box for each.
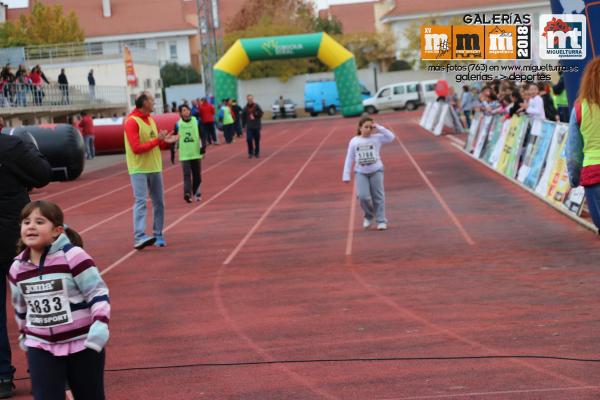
[363,81,422,114]
[420,80,439,103]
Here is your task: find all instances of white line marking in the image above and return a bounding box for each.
[100,129,305,276]
[223,128,336,265]
[396,137,475,246]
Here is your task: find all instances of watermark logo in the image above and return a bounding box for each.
[539,14,586,59]
[453,26,484,59]
[421,26,452,60]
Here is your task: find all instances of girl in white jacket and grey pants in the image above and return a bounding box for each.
[342,117,395,230]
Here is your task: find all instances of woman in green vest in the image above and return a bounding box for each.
[566,57,600,231]
[174,104,205,203]
[219,98,236,144]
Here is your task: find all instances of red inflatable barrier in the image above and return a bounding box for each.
[93,113,180,154]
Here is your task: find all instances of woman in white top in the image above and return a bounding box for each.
[342,117,395,230]
[523,83,546,120]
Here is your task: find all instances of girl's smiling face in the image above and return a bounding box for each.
[20,208,62,251]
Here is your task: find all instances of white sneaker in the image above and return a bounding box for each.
[362,218,372,229]
[377,223,388,230]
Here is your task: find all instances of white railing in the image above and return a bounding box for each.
[24,43,158,65]
[0,83,127,109]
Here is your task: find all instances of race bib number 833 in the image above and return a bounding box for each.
[20,278,73,328]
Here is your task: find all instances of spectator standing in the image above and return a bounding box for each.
[242,95,264,158]
[79,111,95,160]
[460,85,476,128]
[199,97,217,145]
[14,65,28,107]
[0,128,52,397]
[553,72,570,122]
[231,99,243,138]
[88,69,96,100]
[58,68,69,105]
[278,96,286,119]
[523,83,546,120]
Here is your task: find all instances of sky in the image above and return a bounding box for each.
[1,0,27,8]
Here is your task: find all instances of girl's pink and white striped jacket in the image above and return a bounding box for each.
[9,233,110,356]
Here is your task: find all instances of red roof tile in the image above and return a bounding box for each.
[383,0,545,19]
[323,3,376,33]
[6,0,195,38]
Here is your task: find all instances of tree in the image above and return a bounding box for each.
[335,31,396,69]
[226,0,315,32]
[0,1,84,47]
[160,63,201,87]
[388,59,412,71]
[314,16,343,35]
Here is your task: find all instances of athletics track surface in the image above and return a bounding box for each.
[10,113,600,399]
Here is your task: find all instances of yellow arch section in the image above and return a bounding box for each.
[214,40,250,76]
[317,33,354,69]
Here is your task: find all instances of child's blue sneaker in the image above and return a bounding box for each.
[154,237,166,247]
[134,236,156,250]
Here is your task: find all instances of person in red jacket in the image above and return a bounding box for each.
[435,79,449,102]
[199,97,218,145]
[79,111,95,160]
[124,92,178,249]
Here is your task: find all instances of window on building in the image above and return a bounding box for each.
[130,95,136,107]
[122,39,146,49]
[155,79,163,89]
[144,79,152,89]
[169,43,177,60]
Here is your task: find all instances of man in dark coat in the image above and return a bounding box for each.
[0,126,52,397]
[241,95,264,158]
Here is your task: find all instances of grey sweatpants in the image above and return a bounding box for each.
[355,170,386,224]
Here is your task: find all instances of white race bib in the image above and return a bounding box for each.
[356,144,377,166]
[21,278,73,328]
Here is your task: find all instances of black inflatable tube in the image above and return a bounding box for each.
[2,125,85,181]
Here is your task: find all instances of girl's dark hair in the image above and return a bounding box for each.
[357,116,373,135]
[16,200,83,253]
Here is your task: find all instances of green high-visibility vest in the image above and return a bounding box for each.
[581,99,600,167]
[221,106,234,125]
[553,89,568,108]
[124,116,162,174]
[177,117,203,161]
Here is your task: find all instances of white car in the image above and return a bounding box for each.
[363,81,422,114]
[272,99,297,119]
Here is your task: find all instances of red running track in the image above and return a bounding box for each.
[9,114,600,399]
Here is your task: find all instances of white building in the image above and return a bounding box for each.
[5,0,201,69]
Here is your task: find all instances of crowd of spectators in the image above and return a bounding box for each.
[0,64,97,108]
[446,75,569,130]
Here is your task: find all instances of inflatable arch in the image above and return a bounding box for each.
[214,32,364,117]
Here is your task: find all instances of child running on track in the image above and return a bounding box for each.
[342,117,395,230]
[9,200,110,400]
[174,104,205,203]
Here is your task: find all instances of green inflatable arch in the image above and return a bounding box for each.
[214,32,363,117]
